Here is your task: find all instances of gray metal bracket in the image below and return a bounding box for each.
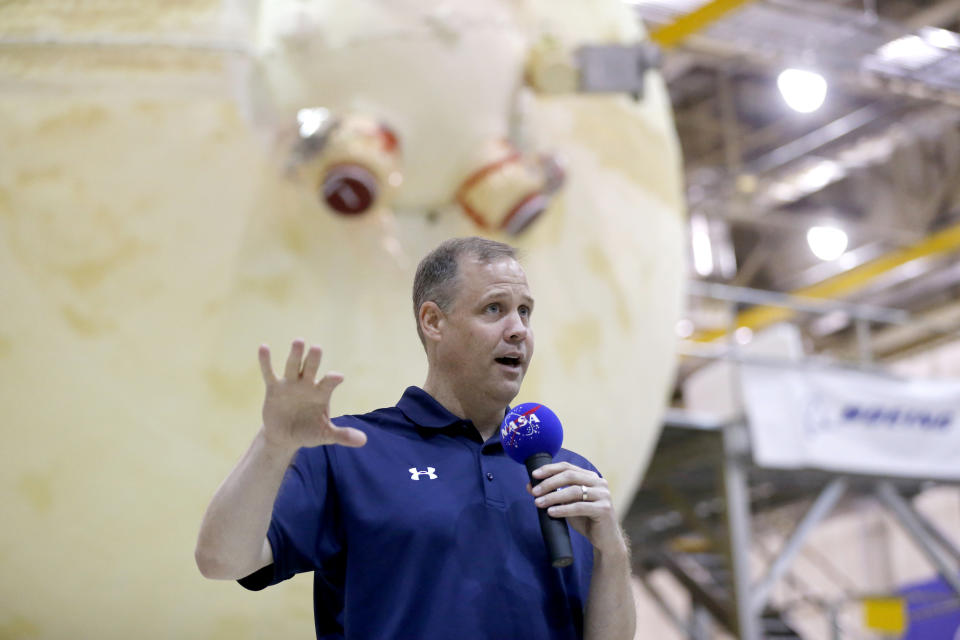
[575,44,661,96]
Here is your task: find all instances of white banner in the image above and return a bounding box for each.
[740,365,960,480]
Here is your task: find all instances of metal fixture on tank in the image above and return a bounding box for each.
[455,139,565,235]
[287,108,402,216]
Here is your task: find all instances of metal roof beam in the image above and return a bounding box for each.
[905,0,960,29]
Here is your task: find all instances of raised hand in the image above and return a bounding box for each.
[258,339,367,453]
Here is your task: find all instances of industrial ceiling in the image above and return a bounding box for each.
[632,0,960,377]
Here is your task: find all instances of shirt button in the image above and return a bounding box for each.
[486,472,494,481]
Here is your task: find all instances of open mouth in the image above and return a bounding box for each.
[495,356,522,367]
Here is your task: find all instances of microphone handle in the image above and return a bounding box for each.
[525,452,574,568]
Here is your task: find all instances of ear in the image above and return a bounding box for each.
[419,301,444,342]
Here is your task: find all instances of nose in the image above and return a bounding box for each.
[504,310,528,342]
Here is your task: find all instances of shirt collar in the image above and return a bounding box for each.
[396,386,466,429]
[396,386,508,445]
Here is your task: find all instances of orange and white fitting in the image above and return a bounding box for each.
[455,140,565,236]
[289,109,402,216]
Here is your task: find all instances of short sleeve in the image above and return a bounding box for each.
[557,448,601,477]
[238,445,345,591]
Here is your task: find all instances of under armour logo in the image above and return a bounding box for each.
[409,467,438,480]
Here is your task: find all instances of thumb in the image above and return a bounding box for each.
[331,425,367,448]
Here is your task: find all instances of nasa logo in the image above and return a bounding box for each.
[505,412,541,435]
[502,407,543,450]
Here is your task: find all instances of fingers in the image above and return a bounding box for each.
[531,462,602,496]
[530,463,623,550]
[258,344,277,385]
[534,483,611,510]
[280,340,332,383]
[545,498,613,520]
[301,345,323,381]
[531,462,611,516]
[284,339,305,380]
[316,371,345,394]
[535,481,614,523]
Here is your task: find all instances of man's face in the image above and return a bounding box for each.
[435,256,535,406]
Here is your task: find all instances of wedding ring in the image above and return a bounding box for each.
[581,485,589,502]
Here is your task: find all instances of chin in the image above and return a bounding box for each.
[494,380,523,404]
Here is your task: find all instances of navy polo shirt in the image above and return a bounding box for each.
[239,386,597,639]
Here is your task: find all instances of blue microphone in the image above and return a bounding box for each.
[501,402,574,568]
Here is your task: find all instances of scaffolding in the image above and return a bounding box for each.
[626,282,960,639]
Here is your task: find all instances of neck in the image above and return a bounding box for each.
[422,373,506,441]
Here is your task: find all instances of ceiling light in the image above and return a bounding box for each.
[690,214,714,277]
[807,225,848,261]
[777,68,827,113]
[675,318,694,339]
[921,27,960,51]
[797,160,844,192]
[876,34,945,68]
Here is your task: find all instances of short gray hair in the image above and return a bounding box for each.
[412,237,518,345]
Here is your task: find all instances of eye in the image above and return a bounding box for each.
[519,305,531,318]
[485,302,501,314]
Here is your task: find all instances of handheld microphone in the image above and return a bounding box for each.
[500,402,574,568]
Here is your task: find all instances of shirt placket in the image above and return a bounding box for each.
[478,444,506,508]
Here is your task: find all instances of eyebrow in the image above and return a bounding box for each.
[479,291,535,307]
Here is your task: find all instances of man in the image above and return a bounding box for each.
[195,237,635,639]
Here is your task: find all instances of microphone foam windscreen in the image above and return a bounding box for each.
[500,403,563,464]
